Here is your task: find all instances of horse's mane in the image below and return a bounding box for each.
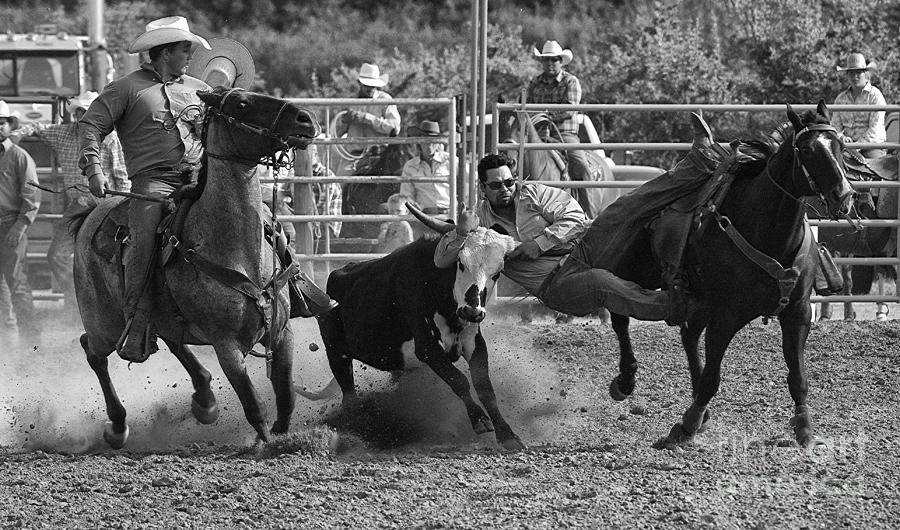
[730,109,827,179]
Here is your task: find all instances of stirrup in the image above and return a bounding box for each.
[116,310,158,363]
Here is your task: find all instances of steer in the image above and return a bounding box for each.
[305,205,524,450]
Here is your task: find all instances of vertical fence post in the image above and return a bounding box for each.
[292,148,316,279]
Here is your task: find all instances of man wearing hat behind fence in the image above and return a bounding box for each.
[400,120,450,216]
[526,41,591,183]
[832,52,887,159]
[334,62,402,176]
[20,92,129,322]
[78,15,213,362]
[0,100,41,345]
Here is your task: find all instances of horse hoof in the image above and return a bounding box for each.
[191,397,219,425]
[799,433,827,450]
[103,422,129,449]
[499,435,526,451]
[472,417,495,435]
[608,375,632,401]
[653,423,695,449]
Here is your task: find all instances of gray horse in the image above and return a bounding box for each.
[72,87,321,448]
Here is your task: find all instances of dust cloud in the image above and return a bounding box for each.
[2,304,571,454]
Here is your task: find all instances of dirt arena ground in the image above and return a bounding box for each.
[1,299,898,528]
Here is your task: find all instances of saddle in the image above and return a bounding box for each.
[843,149,898,182]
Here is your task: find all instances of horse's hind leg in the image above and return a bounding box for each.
[80,333,129,449]
[214,339,270,442]
[163,338,218,424]
[608,313,637,401]
[268,327,296,435]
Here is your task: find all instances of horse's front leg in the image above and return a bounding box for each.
[80,333,129,449]
[268,325,296,435]
[778,302,824,448]
[608,312,637,401]
[164,338,218,425]
[213,337,270,442]
[657,314,741,448]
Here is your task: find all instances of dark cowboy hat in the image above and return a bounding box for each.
[187,37,256,89]
[408,120,445,136]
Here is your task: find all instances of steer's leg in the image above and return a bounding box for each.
[468,331,524,450]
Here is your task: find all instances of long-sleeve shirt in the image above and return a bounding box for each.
[79,63,210,181]
[0,138,40,226]
[437,182,589,295]
[832,82,886,144]
[334,89,401,144]
[399,150,450,211]
[28,123,129,192]
[526,71,582,136]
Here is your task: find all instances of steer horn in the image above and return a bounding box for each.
[406,202,455,234]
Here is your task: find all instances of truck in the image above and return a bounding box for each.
[0,25,99,297]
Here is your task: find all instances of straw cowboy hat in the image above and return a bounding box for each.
[408,120,445,136]
[128,16,211,54]
[533,40,573,66]
[186,37,256,89]
[66,91,99,115]
[357,63,388,87]
[836,52,877,71]
[0,100,19,128]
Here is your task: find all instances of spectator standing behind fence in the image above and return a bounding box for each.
[377,193,414,253]
[0,100,41,346]
[308,144,343,239]
[17,91,129,323]
[333,63,401,176]
[400,120,450,216]
[832,53,887,159]
[526,40,590,178]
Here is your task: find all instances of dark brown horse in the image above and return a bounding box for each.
[72,87,321,448]
[606,102,854,448]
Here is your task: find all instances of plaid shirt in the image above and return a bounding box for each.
[31,123,129,193]
[311,161,343,237]
[527,71,583,136]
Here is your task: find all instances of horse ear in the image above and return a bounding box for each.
[816,100,831,122]
[786,103,803,132]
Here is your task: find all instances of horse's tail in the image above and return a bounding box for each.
[67,203,99,237]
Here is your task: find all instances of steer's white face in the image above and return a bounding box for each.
[454,227,518,323]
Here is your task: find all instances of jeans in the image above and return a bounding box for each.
[0,220,36,335]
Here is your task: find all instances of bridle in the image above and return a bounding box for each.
[202,88,317,166]
[764,124,850,217]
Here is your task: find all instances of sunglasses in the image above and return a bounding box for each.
[486,178,516,191]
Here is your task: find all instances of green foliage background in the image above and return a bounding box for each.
[4,0,900,165]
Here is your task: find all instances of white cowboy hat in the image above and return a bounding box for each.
[533,40,573,66]
[836,52,877,71]
[128,16,211,54]
[358,63,388,87]
[66,91,99,115]
[186,37,256,89]
[0,100,19,127]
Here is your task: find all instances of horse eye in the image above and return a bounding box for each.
[491,272,501,281]
[238,101,248,109]
[458,262,465,272]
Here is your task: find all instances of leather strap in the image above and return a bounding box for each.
[714,212,812,316]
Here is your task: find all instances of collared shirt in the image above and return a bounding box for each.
[79,63,210,179]
[526,70,583,135]
[31,123,129,192]
[400,150,451,211]
[311,160,343,237]
[436,182,588,295]
[334,89,401,140]
[832,82,886,144]
[0,138,40,225]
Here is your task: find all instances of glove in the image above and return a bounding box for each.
[3,221,26,248]
[85,163,108,198]
[506,240,542,261]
